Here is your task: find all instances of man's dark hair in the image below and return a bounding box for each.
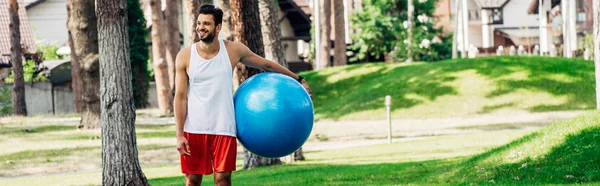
[199,4,223,25]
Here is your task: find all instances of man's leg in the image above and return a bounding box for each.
[214,172,232,186]
[185,174,203,186]
[211,135,237,186]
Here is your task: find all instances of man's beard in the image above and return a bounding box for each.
[199,29,217,43]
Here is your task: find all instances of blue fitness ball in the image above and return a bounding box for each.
[233,72,314,158]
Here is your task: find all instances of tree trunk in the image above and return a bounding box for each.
[318,0,331,69]
[259,0,303,162]
[184,0,201,44]
[593,0,600,110]
[67,2,83,112]
[127,0,151,108]
[406,0,413,63]
[259,0,287,68]
[165,0,181,92]
[230,0,282,169]
[150,0,174,114]
[67,0,100,129]
[451,0,459,59]
[97,0,149,185]
[9,0,26,116]
[221,0,233,41]
[333,0,346,66]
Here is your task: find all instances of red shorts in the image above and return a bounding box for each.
[180,133,237,175]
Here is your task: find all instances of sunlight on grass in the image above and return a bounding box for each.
[303,56,595,121]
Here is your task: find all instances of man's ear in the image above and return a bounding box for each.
[216,23,222,33]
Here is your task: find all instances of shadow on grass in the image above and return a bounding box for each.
[0,125,75,135]
[452,122,550,131]
[149,124,600,185]
[458,126,600,185]
[304,56,594,120]
[304,62,458,120]
[149,159,458,186]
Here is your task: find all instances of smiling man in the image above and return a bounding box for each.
[173,4,312,186]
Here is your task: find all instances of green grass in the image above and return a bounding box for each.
[0,125,74,136]
[146,112,600,185]
[300,56,594,120]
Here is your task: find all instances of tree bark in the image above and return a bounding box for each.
[97,0,149,185]
[333,0,347,66]
[221,0,233,41]
[259,0,303,162]
[150,0,174,114]
[259,0,287,68]
[184,0,201,44]
[230,0,282,169]
[318,0,331,68]
[593,0,600,110]
[67,1,83,112]
[165,0,181,92]
[9,0,26,116]
[67,0,100,128]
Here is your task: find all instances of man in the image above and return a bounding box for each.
[174,4,312,186]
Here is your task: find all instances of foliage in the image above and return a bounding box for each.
[4,59,48,83]
[580,32,594,58]
[350,0,451,62]
[0,87,12,116]
[127,0,151,108]
[36,42,62,60]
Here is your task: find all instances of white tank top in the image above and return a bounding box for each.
[184,40,237,137]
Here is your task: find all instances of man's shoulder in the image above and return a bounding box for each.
[176,47,192,67]
[178,46,192,56]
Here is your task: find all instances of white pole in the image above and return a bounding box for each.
[314,0,321,70]
[569,0,577,54]
[385,95,392,144]
[562,0,571,58]
[406,0,413,63]
[539,0,548,54]
[462,0,469,58]
[481,9,490,49]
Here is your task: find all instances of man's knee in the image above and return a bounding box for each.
[186,174,203,186]
[214,172,232,186]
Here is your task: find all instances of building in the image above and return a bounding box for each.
[0,0,38,83]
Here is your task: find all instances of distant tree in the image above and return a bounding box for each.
[9,0,26,116]
[593,0,600,109]
[333,0,347,66]
[127,0,151,108]
[150,0,173,114]
[350,0,451,63]
[67,0,100,129]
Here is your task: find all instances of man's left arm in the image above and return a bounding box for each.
[238,44,312,98]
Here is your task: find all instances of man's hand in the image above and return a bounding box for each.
[177,136,191,156]
[301,79,312,99]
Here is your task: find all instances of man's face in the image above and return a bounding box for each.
[196,14,220,43]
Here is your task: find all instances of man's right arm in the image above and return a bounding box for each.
[174,48,191,156]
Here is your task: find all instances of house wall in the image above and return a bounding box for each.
[495,0,538,28]
[433,0,452,34]
[26,0,69,46]
[469,25,483,48]
[278,9,301,63]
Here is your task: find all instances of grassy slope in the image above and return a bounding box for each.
[300,56,594,121]
[148,112,600,185]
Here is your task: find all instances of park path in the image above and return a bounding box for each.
[0,110,587,180]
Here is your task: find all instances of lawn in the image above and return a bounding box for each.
[2,111,597,185]
[301,56,594,121]
[150,111,600,185]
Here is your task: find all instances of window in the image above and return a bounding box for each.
[489,8,503,25]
